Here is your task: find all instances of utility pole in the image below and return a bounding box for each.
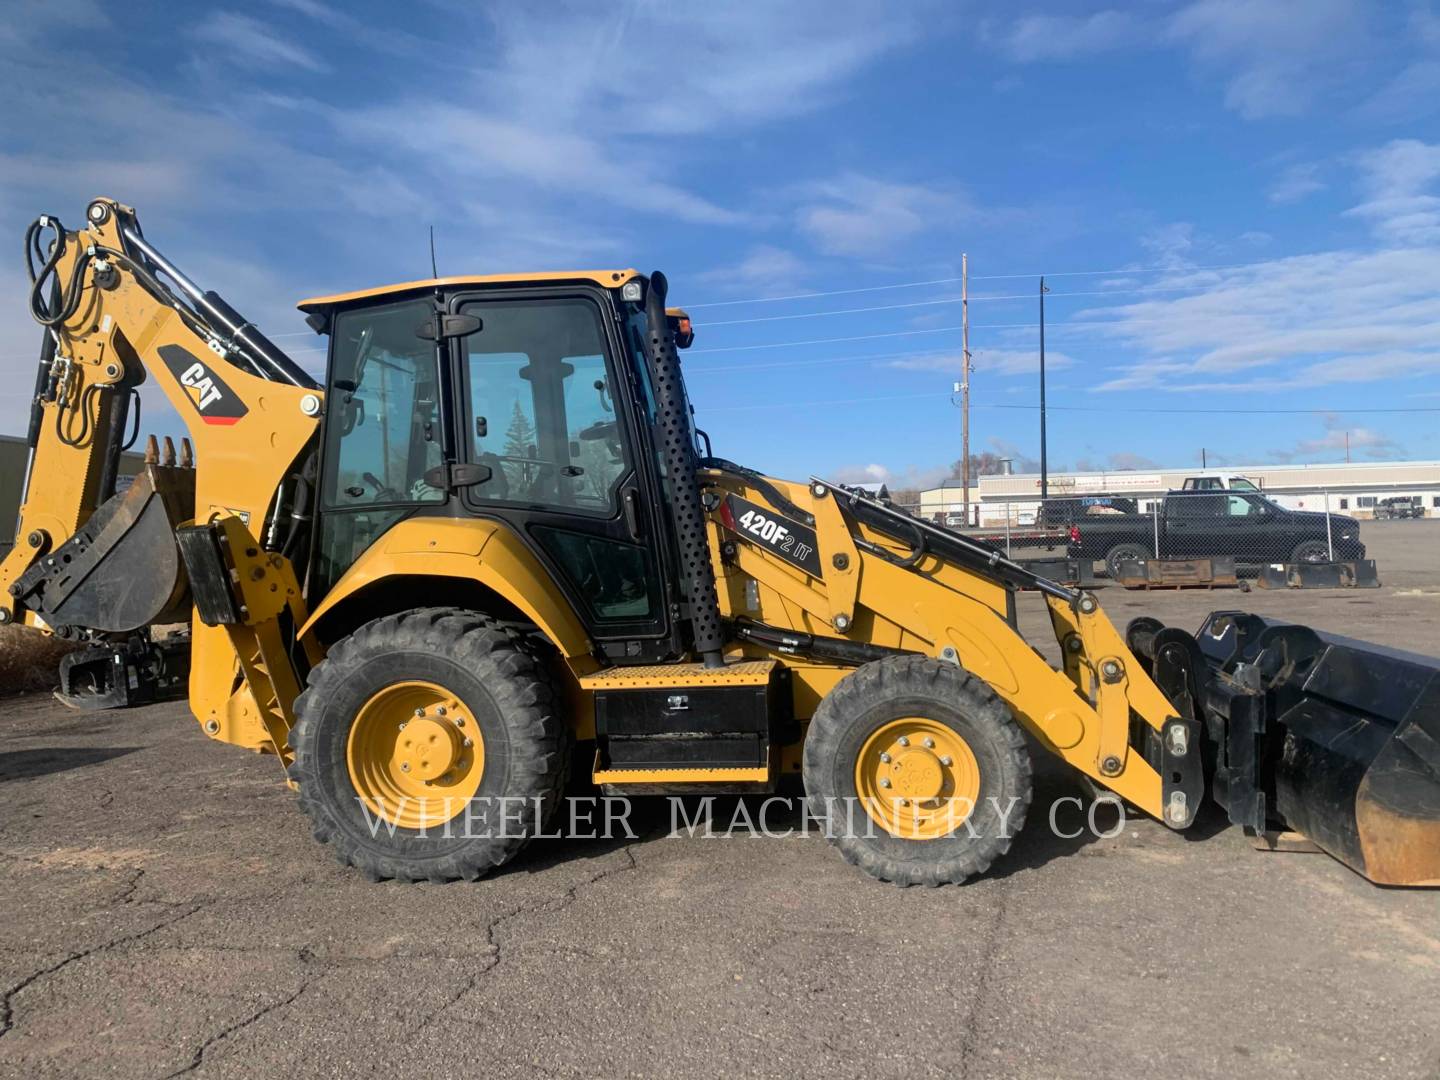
[961,253,971,527]
[1201,447,1207,469]
[1039,276,1050,500]
[1345,431,1351,463]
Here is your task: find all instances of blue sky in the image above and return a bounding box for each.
[1,0,1438,490]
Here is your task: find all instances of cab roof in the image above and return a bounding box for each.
[297,269,641,314]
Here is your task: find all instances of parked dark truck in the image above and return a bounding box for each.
[1067,490,1365,578]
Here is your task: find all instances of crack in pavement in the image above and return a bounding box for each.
[416,842,643,1031]
[163,964,322,1078]
[955,885,1010,1080]
[0,900,212,1042]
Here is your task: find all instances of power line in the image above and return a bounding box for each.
[969,261,1259,281]
[973,403,1440,415]
[686,277,964,310]
[698,282,1242,328]
[701,391,1440,415]
[683,259,1280,311]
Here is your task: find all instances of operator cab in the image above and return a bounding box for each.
[298,272,699,665]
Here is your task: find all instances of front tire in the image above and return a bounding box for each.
[1104,542,1149,579]
[803,656,1032,886]
[1291,540,1330,564]
[291,608,569,882]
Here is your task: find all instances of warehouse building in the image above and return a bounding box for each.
[919,460,1440,526]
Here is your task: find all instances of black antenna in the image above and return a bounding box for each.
[428,225,438,278]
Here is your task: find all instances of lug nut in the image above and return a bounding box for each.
[462,737,473,748]
[879,752,891,763]
[414,707,425,717]
[898,736,910,747]
[880,778,891,789]
[436,706,447,716]
[940,756,953,766]
[454,717,465,727]
[398,722,407,731]
[922,736,935,749]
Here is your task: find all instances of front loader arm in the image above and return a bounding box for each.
[704,466,1200,828]
[2,199,322,758]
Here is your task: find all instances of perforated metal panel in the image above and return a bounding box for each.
[644,276,724,663]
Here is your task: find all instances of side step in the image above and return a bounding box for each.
[583,659,790,792]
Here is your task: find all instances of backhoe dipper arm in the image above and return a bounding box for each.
[704,467,1201,829]
[1,198,322,757]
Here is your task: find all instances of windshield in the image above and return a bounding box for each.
[1230,478,1259,491]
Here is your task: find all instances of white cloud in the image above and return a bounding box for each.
[1269,162,1325,204]
[336,105,745,227]
[695,246,809,294]
[1352,61,1440,124]
[832,463,952,490]
[1270,415,1404,463]
[988,10,1137,63]
[1139,222,1196,267]
[1346,139,1440,244]
[1167,0,1366,119]
[1084,245,1440,392]
[192,12,329,72]
[796,173,965,257]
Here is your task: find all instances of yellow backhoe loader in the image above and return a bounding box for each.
[5,198,1437,886]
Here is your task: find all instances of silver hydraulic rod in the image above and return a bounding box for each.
[120,225,318,390]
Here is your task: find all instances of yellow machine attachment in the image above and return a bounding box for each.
[2,199,320,745]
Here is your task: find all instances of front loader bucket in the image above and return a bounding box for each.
[1130,612,1440,886]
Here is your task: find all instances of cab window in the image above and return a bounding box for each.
[463,298,626,515]
[322,298,444,508]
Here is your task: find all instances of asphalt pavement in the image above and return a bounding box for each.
[1,521,1437,1078]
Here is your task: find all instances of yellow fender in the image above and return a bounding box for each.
[296,517,595,669]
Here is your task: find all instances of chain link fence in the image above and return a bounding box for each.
[893,486,1437,584]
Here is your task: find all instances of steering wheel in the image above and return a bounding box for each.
[362,471,407,503]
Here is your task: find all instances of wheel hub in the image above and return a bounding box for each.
[394,715,461,782]
[347,681,485,829]
[855,717,982,839]
[886,747,946,800]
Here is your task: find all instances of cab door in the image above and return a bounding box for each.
[449,288,679,663]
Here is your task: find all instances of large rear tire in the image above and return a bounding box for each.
[803,656,1032,886]
[291,608,569,882]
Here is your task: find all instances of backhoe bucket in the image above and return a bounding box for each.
[11,463,195,633]
[1129,612,1440,886]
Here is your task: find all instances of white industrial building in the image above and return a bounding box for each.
[919,460,1440,526]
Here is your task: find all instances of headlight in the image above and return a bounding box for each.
[621,280,644,302]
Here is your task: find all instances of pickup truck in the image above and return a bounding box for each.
[1373,496,1423,520]
[1065,490,1366,578]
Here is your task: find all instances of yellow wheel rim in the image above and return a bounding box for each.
[854,716,981,840]
[346,680,485,830]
